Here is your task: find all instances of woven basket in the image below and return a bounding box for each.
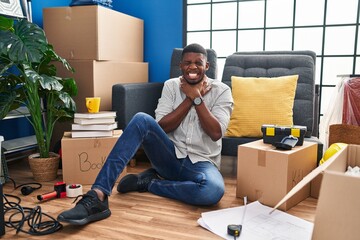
[28,152,60,182]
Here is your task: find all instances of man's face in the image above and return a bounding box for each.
[180,52,209,85]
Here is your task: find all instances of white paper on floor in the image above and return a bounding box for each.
[198,201,313,240]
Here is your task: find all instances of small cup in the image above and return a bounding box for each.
[86,97,101,113]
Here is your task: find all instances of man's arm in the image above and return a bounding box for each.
[158,97,193,133]
[193,99,222,141]
[180,77,222,141]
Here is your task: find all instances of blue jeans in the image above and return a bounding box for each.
[92,112,225,206]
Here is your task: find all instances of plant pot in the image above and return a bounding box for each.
[28,152,60,182]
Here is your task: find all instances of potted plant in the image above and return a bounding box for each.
[0,16,78,181]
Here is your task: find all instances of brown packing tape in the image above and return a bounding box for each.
[94,139,101,148]
[258,150,266,167]
[255,189,263,200]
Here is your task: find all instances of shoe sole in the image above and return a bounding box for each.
[58,209,111,225]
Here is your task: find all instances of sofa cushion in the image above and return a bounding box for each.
[221,51,316,137]
[225,75,298,137]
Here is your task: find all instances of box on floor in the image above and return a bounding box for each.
[311,144,360,240]
[237,140,318,211]
[43,5,143,61]
[61,130,127,185]
[55,60,148,112]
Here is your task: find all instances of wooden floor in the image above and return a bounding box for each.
[1,158,318,239]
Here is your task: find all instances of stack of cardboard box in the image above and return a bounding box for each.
[43,5,148,113]
[43,6,144,184]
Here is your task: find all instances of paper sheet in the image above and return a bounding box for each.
[198,201,313,240]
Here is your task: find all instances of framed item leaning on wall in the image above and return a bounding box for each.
[0,0,25,18]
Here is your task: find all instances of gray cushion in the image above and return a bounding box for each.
[221,51,316,137]
[112,83,164,129]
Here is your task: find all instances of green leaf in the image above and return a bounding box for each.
[0,60,13,76]
[61,77,78,97]
[58,92,77,112]
[46,47,75,73]
[0,19,48,63]
[40,75,63,91]
[0,91,17,119]
[23,63,41,84]
[0,16,13,31]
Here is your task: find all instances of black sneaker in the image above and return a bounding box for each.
[117,168,160,193]
[57,190,111,225]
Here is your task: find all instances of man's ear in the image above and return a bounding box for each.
[205,61,210,71]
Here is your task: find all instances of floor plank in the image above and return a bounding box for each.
[1,158,317,239]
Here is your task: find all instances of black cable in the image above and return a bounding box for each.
[2,177,61,235]
[5,177,42,196]
[3,193,62,235]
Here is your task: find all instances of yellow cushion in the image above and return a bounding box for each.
[225,75,299,137]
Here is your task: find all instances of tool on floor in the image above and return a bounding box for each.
[37,181,66,201]
[66,184,83,198]
[227,196,247,239]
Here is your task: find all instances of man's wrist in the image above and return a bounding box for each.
[193,96,203,106]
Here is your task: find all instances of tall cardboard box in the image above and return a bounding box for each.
[61,130,127,185]
[43,6,143,61]
[237,140,317,211]
[56,60,148,112]
[311,145,360,240]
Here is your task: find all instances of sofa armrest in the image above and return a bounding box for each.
[112,82,164,129]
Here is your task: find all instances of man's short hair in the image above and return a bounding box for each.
[182,43,207,59]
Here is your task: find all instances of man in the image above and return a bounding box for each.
[57,43,234,225]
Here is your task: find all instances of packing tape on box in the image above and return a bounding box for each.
[66,184,83,198]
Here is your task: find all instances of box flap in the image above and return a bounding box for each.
[270,144,349,213]
[312,164,360,240]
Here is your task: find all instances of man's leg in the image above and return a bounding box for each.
[120,135,225,206]
[57,112,173,225]
[92,112,177,195]
[112,113,225,206]
[146,158,225,206]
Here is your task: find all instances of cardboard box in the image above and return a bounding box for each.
[61,130,126,184]
[310,173,322,198]
[261,124,307,146]
[237,140,317,211]
[43,6,143,61]
[311,145,360,240]
[56,60,148,112]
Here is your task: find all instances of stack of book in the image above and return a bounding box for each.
[71,111,117,138]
